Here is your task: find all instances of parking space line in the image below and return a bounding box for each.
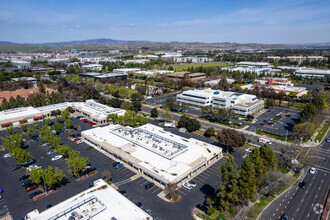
[194,176,205,181]
[151,188,161,194]
[191,178,202,184]
[178,189,186,195]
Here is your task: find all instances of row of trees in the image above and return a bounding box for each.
[2,133,32,163]
[201,105,237,122]
[108,110,147,127]
[216,145,277,212]
[0,91,65,110]
[27,166,66,191]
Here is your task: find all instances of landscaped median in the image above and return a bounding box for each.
[247,172,299,220]
[193,207,227,220]
[314,121,330,143]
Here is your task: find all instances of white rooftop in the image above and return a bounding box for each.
[25,179,152,220]
[82,124,221,182]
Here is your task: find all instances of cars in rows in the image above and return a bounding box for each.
[23,159,36,167]
[47,149,57,154]
[299,181,306,189]
[326,137,330,143]
[115,163,124,169]
[18,174,30,181]
[76,140,83,144]
[26,184,38,192]
[29,190,43,199]
[10,164,22,171]
[3,153,11,158]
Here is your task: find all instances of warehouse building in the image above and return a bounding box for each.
[82,124,222,187]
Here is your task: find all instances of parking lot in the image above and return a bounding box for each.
[246,107,300,136]
[0,115,250,219]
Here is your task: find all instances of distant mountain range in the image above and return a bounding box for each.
[0,38,330,51]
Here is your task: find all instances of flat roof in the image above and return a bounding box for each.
[25,179,152,220]
[79,72,102,76]
[82,124,221,183]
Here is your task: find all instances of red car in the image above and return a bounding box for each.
[87,121,93,124]
[91,123,96,126]
[81,119,88,122]
[74,138,81,142]
[26,185,38,192]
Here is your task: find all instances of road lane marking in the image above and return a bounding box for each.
[296,208,299,212]
[276,208,278,211]
[307,213,310,218]
[319,187,321,190]
[315,195,318,198]
[284,206,286,208]
[279,204,282,206]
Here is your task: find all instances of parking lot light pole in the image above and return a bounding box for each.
[285,130,288,143]
[42,172,47,195]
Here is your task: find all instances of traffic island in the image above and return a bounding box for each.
[157,191,181,203]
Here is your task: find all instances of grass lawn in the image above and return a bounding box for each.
[166,62,230,71]
[314,121,330,142]
[255,129,309,143]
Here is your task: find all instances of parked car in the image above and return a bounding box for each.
[309,167,316,174]
[299,181,306,189]
[47,149,57,154]
[18,174,30,181]
[51,155,63,161]
[145,209,152,214]
[144,182,155,190]
[182,181,193,190]
[27,165,42,171]
[23,159,36,167]
[21,180,32,187]
[46,204,52,209]
[113,162,120,167]
[0,195,2,200]
[3,153,11,158]
[87,121,93,125]
[115,163,124,169]
[82,119,88,122]
[135,202,142,207]
[76,140,83,144]
[281,214,290,220]
[41,143,50,147]
[187,181,196,187]
[29,190,42,199]
[26,185,38,192]
[74,138,81,142]
[11,164,22,171]
[326,138,330,143]
[119,190,126,195]
[91,123,96,126]
[0,189,3,194]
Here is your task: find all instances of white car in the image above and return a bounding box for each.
[309,167,316,174]
[76,140,83,144]
[27,165,42,171]
[187,181,196,188]
[52,155,63,161]
[3,153,11,158]
[182,182,193,190]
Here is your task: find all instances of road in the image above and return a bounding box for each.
[258,132,330,220]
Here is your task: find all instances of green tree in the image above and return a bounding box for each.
[65,119,72,128]
[37,81,45,93]
[217,158,240,210]
[55,144,71,157]
[293,122,314,138]
[121,101,133,110]
[54,123,63,132]
[44,118,52,125]
[26,128,36,139]
[217,129,246,151]
[265,98,275,108]
[67,150,89,177]
[33,121,40,128]
[86,78,94,86]
[20,123,28,132]
[43,166,66,189]
[107,114,119,124]
[6,126,14,134]
[160,108,173,121]
[56,115,63,123]
[27,167,43,184]
[238,157,257,202]
[131,92,143,101]
[150,107,159,118]
[10,147,32,163]
[204,127,215,137]
[249,148,266,178]
[260,144,278,171]
[39,125,51,136]
[61,110,71,120]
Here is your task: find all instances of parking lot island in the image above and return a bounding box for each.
[24,179,152,220]
[82,123,223,188]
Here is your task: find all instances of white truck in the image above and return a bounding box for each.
[259,138,272,145]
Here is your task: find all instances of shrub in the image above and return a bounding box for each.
[206,206,217,216]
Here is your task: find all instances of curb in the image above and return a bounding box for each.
[256,170,305,220]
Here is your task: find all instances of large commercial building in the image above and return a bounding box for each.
[0,99,125,127]
[176,88,264,116]
[236,61,272,68]
[81,64,103,71]
[10,60,31,68]
[47,58,69,65]
[79,72,128,80]
[136,70,174,76]
[82,124,222,187]
[25,179,152,220]
[294,69,330,79]
[255,77,292,86]
[222,66,278,76]
[113,68,141,74]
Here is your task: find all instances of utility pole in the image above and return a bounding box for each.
[285,130,288,143]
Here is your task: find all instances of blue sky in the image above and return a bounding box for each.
[0,0,329,44]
